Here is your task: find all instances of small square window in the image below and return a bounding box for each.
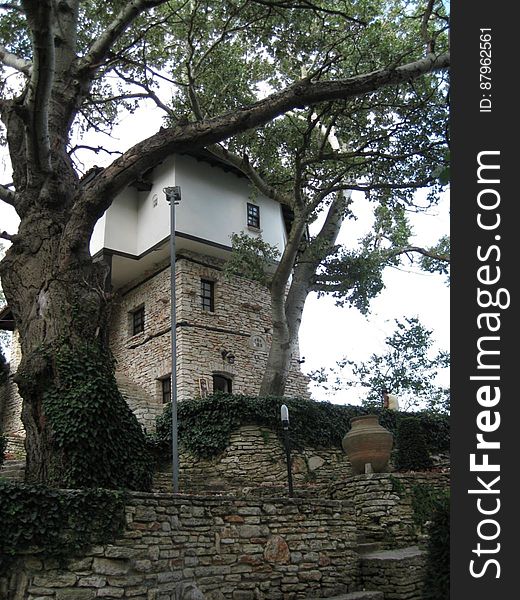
[201,279,215,312]
[131,306,145,335]
[247,203,260,229]
[161,376,172,404]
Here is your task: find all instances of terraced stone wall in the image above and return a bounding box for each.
[0,492,359,600]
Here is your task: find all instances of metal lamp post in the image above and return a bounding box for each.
[280,404,294,498]
[164,186,181,494]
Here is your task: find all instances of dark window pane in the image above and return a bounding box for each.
[247,203,260,228]
[201,279,214,311]
[162,377,171,404]
[132,307,144,335]
[213,374,232,394]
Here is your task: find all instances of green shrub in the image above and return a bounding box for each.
[150,394,449,460]
[0,480,126,574]
[423,494,450,599]
[395,417,433,471]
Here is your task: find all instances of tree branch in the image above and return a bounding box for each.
[67,51,449,248]
[77,0,169,75]
[206,144,293,207]
[23,0,55,173]
[0,44,32,76]
[387,245,450,263]
[251,0,367,25]
[0,230,16,242]
[0,184,16,206]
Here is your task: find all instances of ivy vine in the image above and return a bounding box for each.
[149,393,449,459]
[42,341,153,490]
[0,480,126,574]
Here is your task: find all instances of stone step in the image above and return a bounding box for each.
[360,545,426,600]
[0,459,26,480]
[1,459,26,468]
[357,542,383,555]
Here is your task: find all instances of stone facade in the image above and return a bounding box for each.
[0,250,310,446]
[153,425,351,495]
[330,472,450,549]
[1,492,360,600]
[0,331,24,455]
[360,546,427,600]
[109,250,310,412]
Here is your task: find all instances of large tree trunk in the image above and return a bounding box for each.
[0,195,152,489]
[259,194,348,397]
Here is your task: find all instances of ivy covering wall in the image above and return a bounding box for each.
[150,394,450,459]
[0,481,125,574]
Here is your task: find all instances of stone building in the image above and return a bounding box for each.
[0,151,310,446]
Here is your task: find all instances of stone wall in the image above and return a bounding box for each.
[1,492,360,600]
[0,250,311,445]
[109,251,310,410]
[360,547,426,600]
[153,425,351,496]
[0,332,24,455]
[330,472,450,548]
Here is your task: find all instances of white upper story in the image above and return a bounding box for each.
[90,153,290,289]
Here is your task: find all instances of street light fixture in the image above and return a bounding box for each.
[280,404,294,498]
[164,186,181,494]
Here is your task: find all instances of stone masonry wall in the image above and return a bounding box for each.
[154,425,352,495]
[0,250,311,444]
[109,251,310,411]
[1,492,360,600]
[329,472,450,548]
[0,332,25,455]
[360,546,426,600]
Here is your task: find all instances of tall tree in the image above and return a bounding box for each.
[170,0,450,396]
[0,0,449,486]
[310,316,450,412]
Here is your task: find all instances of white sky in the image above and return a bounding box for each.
[0,102,450,405]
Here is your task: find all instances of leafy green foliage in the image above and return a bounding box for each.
[310,316,450,413]
[423,494,450,599]
[410,483,446,529]
[224,232,280,287]
[420,236,451,282]
[0,481,125,574]
[43,342,153,490]
[395,418,433,471]
[150,394,449,459]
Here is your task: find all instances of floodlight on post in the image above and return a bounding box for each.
[164,186,181,494]
[280,404,294,498]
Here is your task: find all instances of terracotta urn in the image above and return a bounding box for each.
[342,415,393,474]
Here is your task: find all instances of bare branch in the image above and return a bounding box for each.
[250,0,367,26]
[0,183,16,205]
[77,0,169,75]
[387,245,450,263]
[0,230,16,241]
[111,67,174,116]
[421,0,436,53]
[84,92,151,106]
[68,144,123,158]
[207,144,293,207]
[0,45,32,76]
